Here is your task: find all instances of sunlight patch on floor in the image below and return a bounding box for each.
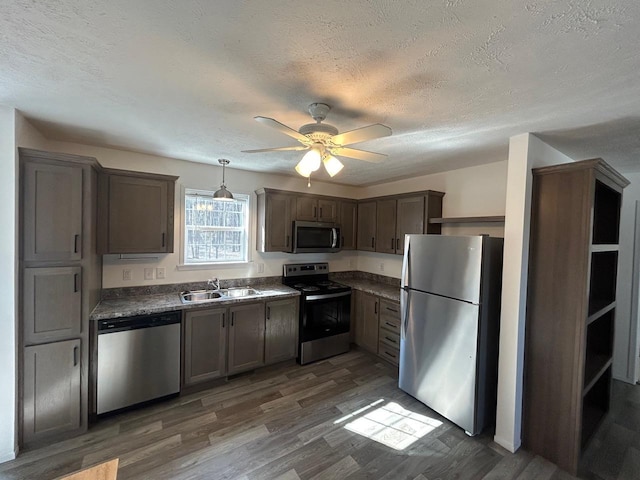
[334,400,443,450]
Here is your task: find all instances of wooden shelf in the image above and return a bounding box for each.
[429,215,505,224]
[583,356,612,395]
[587,301,616,325]
[591,244,619,253]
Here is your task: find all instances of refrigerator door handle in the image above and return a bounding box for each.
[401,235,410,289]
[400,287,409,339]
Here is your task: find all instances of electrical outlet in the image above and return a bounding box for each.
[123,269,132,281]
[256,263,264,273]
[144,268,154,280]
[380,262,385,272]
[156,267,166,279]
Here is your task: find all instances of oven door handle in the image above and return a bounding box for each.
[305,291,351,301]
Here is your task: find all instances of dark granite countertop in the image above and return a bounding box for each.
[335,278,401,303]
[90,283,300,321]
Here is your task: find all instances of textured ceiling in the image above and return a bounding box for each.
[1,0,639,185]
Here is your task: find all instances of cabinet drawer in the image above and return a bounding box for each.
[379,300,400,333]
[378,342,400,366]
[379,330,400,349]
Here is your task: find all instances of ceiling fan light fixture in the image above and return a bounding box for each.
[213,159,234,200]
[295,148,321,177]
[322,154,344,177]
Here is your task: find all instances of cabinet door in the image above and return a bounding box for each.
[340,201,358,250]
[357,202,377,251]
[183,308,227,385]
[265,298,299,364]
[318,199,338,222]
[23,267,82,344]
[228,303,265,374]
[107,174,170,253]
[396,196,425,254]
[355,291,379,353]
[266,193,294,252]
[23,162,83,262]
[376,199,397,254]
[23,339,81,443]
[296,196,318,221]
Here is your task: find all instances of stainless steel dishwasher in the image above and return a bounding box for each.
[97,311,181,415]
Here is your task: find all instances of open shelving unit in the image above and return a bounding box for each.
[523,159,628,475]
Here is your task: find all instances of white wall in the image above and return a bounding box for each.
[0,106,17,462]
[494,133,574,453]
[356,161,508,278]
[614,171,640,383]
[45,140,361,288]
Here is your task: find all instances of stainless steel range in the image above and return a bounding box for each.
[283,263,351,365]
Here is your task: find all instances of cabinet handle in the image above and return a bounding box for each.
[374,302,378,314]
[386,307,398,313]
[286,235,289,248]
[162,233,165,247]
[385,336,397,344]
[222,313,225,328]
[319,207,322,218]
[231,312,235,326]
[385,321,397,328]
[371,237,375,248]
[391,238,394,249]
[74,234,79,253]
[73,346,78,366]
[384,351,397,359]
[396,238,400,251]
[314,206,317,218]
[267,307,270,320]
[73,273,79,293]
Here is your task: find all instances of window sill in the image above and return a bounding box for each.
[176,261,250,271]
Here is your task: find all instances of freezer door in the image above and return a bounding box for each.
[399,289,480,434]
[402,234,483,304]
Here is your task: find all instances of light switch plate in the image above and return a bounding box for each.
[156,267,166,279]
[144,268,154,280]
[123,269,132,281]
[256,263,264,273]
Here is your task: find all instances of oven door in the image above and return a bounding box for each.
[301,291,351,341]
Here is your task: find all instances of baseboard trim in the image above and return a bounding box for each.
[493,434,521,453]
[0,449,17,464]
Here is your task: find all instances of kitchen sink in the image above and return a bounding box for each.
[219,287,260,297]
[180,290,225,304]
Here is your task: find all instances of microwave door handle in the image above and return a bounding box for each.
[332,228,338,248]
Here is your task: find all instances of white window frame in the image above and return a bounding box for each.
[180,187,250,267]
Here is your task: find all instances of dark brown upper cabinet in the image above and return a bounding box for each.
[23,161,83,262]
[296,196,337,222]
[256,189,296,252]
[376,199,397,254]
[98,169,178,254]
[395,196,425,254]
[339,200,358,250]
[357,201,377,251]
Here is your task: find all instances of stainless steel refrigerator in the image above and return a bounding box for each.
[399,234,503,436]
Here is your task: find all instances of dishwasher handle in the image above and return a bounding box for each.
[98,312,181,334]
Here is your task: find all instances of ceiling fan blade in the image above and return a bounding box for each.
[254,116,311,144]
[330,147,387,163]
[242,146,309,153]
[330,124,392,146]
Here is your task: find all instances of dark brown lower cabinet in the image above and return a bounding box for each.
[265,298,299,364]
[183,308,227,385]
[23,339,81,444]
[227,303,266,375]
[355,291,379,354]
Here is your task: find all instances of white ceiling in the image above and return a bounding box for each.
[1,1,639,185]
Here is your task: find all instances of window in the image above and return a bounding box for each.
[183,189,249,264]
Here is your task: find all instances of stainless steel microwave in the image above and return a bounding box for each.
[292,221,341,253]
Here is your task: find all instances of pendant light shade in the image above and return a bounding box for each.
[213,159,234,199]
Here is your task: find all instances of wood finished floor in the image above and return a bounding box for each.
[0,350,624,480]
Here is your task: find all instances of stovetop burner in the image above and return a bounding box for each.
[283,262,351,296]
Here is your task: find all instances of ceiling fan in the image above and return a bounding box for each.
[242,103,392,183]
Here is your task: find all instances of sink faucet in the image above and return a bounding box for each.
[207,277,220,290]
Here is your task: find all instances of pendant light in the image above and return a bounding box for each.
[213,159,234,199]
